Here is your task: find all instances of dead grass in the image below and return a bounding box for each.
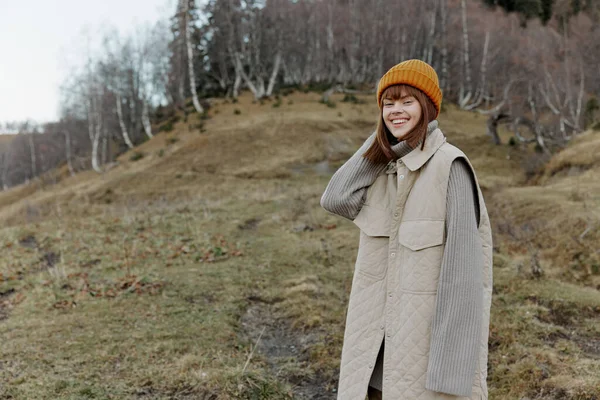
[0,91,599,399]
[490,132,600,289]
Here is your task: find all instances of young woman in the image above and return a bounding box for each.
[320,60,493,400]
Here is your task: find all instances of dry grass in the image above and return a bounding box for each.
[0,91,599,399]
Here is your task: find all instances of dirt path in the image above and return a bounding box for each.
[240,299,336,399]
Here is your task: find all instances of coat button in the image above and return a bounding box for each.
[399,174,405,180]
[388,293,393,298]
[391,252,395,257]
[368,364,373,369]
[380,325,384,330]
[394,213,398,217]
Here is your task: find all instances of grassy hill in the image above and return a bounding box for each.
[0,92,598,399]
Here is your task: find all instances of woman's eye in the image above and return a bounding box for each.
[404,101,412,105]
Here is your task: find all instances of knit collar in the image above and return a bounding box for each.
[400,122,446,171]
[389,120,439,159]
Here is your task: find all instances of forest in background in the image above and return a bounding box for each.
[1,0,600,189]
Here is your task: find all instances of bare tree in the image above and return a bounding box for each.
[459,0,473,108]
[181,0,204,113]
[0,149,10,190]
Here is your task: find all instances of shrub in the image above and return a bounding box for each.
[200,111,211,120]
[166,137,179,145]
[319,99,337,108]
[585,97,599,128]
[272,100,282,108]
[234,109,241,115]
[130,151,144,162]
[159,122,174,132]
[157,149,165,157]
[280,88,295,97]
[232,97,239,103]
[508,137,517,146]
[342,94,358,103]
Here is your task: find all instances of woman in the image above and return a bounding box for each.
[320,60,493,400]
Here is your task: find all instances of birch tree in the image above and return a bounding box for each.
[179,0,204,113]
[459,0,474,108]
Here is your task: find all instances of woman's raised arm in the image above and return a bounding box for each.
[320,132,387,221]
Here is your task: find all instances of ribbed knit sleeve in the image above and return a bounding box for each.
[320,121,438,221]
[425,158,483,397]
[319,132,387,221]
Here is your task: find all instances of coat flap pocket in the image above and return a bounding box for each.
[398,220,445,251]
[352,205,390,237]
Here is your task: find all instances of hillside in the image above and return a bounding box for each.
[0,92,599,399]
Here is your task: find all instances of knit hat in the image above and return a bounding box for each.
[376,59,442,117]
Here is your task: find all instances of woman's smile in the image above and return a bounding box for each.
[390,118,409,126]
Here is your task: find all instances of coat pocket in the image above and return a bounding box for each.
[398,219,445,293]
[353,205,390,280]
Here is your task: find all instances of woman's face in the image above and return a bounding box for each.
[382,94,422,141]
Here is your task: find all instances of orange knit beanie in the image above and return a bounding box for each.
[376,59,443,117]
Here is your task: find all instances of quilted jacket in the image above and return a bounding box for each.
[334,128,493,399]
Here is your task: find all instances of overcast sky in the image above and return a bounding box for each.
[0,0,174,125]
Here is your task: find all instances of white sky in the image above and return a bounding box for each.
[0,0,174,125]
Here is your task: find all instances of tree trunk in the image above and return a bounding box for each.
[326,1,335,81]
[232,69,241,98]
[459,0,473,108]
[464,31,490,111]
[266,52,282,97]
[527,82,551,155]
[28,134,37,180]
[65,130,75,176]
[116,93,135,148]
[427,6,437,65]
[349,0,359,81]
[101,131,108,166]
[440,0,448,92]
[87,98,95,144]
[486,112,511,145]
[183,0,204,114]
[0,152,9,190]
[91,97,103,173]
[234,52,262,99]
[142,100,153,139]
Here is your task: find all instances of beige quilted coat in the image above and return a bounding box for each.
[336,128,493,399]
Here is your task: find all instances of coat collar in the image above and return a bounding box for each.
[399,128,447,171]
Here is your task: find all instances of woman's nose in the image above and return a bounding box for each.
[391,103,405,113]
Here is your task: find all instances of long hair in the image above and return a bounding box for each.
[363,84,437,164]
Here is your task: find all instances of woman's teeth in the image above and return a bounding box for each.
[392,119,408,125]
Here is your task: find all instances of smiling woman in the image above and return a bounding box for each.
[320,59,493,400]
